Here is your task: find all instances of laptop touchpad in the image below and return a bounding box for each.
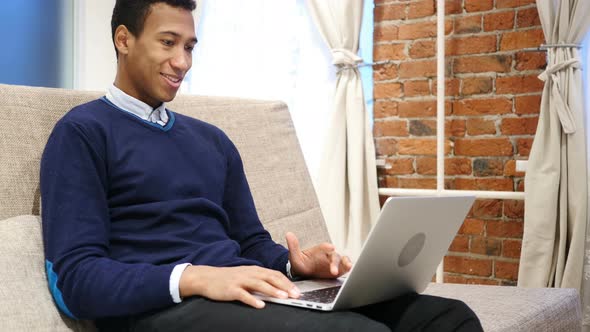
[398,232,426,267]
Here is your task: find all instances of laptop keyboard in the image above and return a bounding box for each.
[298,286,341,304]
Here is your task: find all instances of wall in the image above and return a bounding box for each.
[0,1,70,88]
[373,0,544,285]
[73,0,117,91]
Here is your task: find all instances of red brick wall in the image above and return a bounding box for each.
[373,0,545,285]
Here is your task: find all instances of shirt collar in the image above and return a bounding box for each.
[105,84,169,126]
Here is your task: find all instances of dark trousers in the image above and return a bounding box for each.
[96,292,483,332]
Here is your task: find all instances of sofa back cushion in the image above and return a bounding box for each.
[0,83,330,248]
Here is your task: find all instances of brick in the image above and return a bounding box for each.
[374,63,399,81]
[471,236,502,256]
[381,175,400,188]
[515,51,546,71]
[466,118,497,135]
[500,29,545,51]
[449,235,469,253]
[407,0,435,19]
[454,55,512,74]
[495,260,519,280]
[374,43,407,61]
[404,80,431,97]
[385,157,414,175]
[504,199,525,219]
[465,0,493,12]
[455,138,513,156]
[433,78,461,97]
[501,117,539,135]
[487,220,524,238]
[496,0,535,9]
[374,120,409,137]
[409,119,436,136]
[446,35,497,56]
[462,77,493,96]
[515,95,541,115]
[399,60,437,78]
[445,0,463,15]
[398,21,436,40]
[447,158,473,175]
[409,40,435,59]
[374,24,399,42]
[398,138,452,155]
[455,178,514,191]
[459,218,485,235]
[444,256,493,277]
[375,3,406,22]
[454,15,482,34]
[517,7,541,27]
[517,179,525,191]
[516,138,533,156]
[374,82,403,99]
[398,177,437,189]
[415,157,472,175]
[444,274,500,286]
[470,199,503,218]
[374,101,398,118]
[416,157,436,175]
[496,75,544,94]
[453,98,512,116]
[483,11,515,31]
[473,159,504,176]
[504,160,525,176]
[398,100,436,117]
[375,138,397,155]
[447,119,466,137]
[502,239,522,258]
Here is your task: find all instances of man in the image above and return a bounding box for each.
[41,0,483,331]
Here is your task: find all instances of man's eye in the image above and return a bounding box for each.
[185,45,195,52]
[161,40,174,46]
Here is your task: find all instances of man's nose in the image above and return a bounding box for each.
[171,49,191,72]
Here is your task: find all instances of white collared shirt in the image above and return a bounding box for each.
[105,84,169,126]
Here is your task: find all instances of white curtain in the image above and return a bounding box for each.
[188,0,335,184]
[518,0,590,328]
[306,0,380,259]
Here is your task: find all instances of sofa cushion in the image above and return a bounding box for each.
[423,283,582,332]
[0,215,95,332]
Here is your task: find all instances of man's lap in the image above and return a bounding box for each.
[96,292,482,332]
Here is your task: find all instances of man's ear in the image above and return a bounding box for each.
[114,25,133,56]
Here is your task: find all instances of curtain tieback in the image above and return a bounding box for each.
[331,48,363,74]
[538,58,581,134]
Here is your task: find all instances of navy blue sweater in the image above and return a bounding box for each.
[40,98,289,319]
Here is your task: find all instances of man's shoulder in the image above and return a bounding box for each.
[61,98,111,125]
[173,112,231,141]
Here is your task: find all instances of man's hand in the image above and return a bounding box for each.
[179,265,300,309]
[286,232,352,279]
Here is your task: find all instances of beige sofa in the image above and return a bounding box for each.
[0,83,582,331]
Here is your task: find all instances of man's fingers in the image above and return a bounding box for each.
[235,288,265,309]
[260,271,300,298]
[329,252,341,275]
[285,232,301,255]
[340,255,353,273]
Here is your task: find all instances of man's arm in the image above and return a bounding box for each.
[221,139,290,272]
[41,120,176,319]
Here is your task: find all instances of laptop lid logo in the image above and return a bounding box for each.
[398,232,426,267]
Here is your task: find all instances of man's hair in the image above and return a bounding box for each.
[111,0,197,58]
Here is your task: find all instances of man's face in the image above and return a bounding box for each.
[123,3,196,107]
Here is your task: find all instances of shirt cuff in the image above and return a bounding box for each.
[169,263,191,303]
[286,260,295,279]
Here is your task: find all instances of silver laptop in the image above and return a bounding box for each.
[255,195,475,311]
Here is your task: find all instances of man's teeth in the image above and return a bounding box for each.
[163,74,181,83]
